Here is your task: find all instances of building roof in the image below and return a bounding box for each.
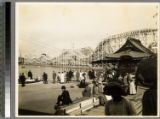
[106,37,153,59]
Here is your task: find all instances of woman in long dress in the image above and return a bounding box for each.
[79,72,86,88]
[128,73,136,95]
[60,72,65,83]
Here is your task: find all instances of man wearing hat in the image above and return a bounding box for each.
[104,79,136,115]
[56,85,72,106]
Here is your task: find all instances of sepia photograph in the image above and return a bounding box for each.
[16,2,159,117]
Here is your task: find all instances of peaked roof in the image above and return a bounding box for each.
[106,37,154,59]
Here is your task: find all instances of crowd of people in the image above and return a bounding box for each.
[55,56,157,116]
[19,55,157,116]
[19,69,98,86]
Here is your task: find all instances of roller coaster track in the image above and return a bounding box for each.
[92,28,158,61]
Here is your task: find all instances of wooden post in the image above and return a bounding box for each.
[80,103,82,115]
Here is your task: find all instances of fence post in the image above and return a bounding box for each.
[80,103,82,115]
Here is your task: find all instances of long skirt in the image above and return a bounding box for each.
[61,77,65,83]
[129,81,136,94]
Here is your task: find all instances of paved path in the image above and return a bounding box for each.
[19,82,84,115]
[19,82,146,116]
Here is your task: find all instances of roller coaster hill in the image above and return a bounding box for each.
[18,28,157,70]
[91,28,157,72]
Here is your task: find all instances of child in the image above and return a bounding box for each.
[104,80,136,116]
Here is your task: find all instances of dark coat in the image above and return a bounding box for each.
[28,71,32,78]
[88,71,92,79]
[20,74,26,86]
[61,90,72,105]
[91,70,96,79]
[79,80,86,88]
[20,75,26,83]
[68,71,73,79]
[142,88,157,115]
[43,73,48,81]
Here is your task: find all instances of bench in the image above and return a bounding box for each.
[58,96,100,115]
[56,95,143,116]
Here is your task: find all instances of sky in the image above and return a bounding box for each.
[16,3,159,58]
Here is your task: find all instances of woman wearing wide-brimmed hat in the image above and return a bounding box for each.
[104,79,136,116]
